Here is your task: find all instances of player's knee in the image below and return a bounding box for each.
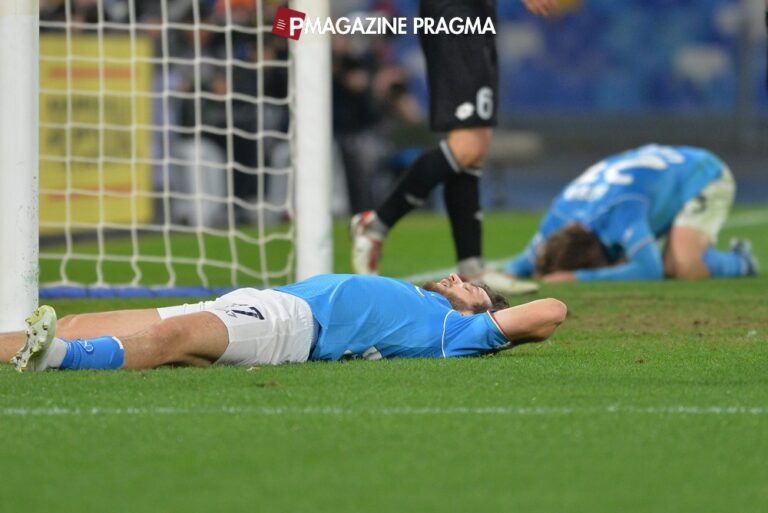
[669,260,707,280]
[57,314,77,330]
[146,318,189,363]
[447,129,492,169]
[667,253,707,280]
[57,314,86,336]
[670,266,695,280]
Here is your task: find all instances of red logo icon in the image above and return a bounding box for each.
[272,7,306,40]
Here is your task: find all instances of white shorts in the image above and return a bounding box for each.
[673,166,735,243]
[157,289,316,366]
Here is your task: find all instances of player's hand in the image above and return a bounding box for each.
[522,0,559,17]
[541,271,577,283]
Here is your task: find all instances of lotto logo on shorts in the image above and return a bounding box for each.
[225,305,265,320]
[272,7,306,40]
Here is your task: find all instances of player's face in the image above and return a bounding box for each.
[430,273,492,314]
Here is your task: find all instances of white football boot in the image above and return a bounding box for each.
[729,238,759,276]
[468,268,539,296]
[12,305,60,372]
[350,211,384,275]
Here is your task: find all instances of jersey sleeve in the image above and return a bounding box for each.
[442,312,509,357]
[574,243,663,281]
[505,238,539,277]
[505,210,565,277]
[576,201,663,281]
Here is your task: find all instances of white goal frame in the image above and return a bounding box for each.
[0,0,331,332]
[0,0,39,331]
[293,0,333,282]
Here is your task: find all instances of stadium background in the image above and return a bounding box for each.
[38,0,768,236]
[328,0,767,215]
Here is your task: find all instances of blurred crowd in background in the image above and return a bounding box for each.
[39,0,767,224]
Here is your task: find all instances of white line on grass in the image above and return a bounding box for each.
[400,209,768,283]
[2,405,767,417]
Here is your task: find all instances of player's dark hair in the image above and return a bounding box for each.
[535,223,609,276]
[422,281,508,314]
[472,282,509,313]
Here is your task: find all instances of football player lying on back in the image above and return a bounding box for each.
[1,274,566,372]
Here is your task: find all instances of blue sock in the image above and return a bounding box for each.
[702,248,747,277]
[60,336,125,370]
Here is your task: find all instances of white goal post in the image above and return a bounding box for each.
[0,0,39,331]
[0,0,331,332]
[293,0,332,281]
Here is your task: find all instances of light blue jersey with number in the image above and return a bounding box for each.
[276,274,508,361]
[506,145,725,281]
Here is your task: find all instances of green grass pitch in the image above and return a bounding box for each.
[2,208,767,513]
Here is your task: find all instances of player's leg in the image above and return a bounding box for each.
[0,308,161,363]
[112,289,316,369]
[662,224,755,280]
[446,128,493,170]
[7,300,214,369]
[441,131,538,293]
[367,129,491,240]
[362,141,460,232]
[57,309,161,339]
[351,0,500,276]
[12,305,229,371]
[53,301,216,367]
[664,167,756,279]
[0,330,36,363]
[663,225,712,279]
[492,298,568,347]
[350,136,464,276]
[14,289,316,372]
[119,312,228,369]
[428,0,496,280]
[443,128,491,278]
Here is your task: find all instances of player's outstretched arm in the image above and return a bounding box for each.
[542,245,664,283]
[572,242,664,282]
[492,298,567,345]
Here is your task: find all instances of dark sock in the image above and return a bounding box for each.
[376,145,457,228]
[444,171,482,262]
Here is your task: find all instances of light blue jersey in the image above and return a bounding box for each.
[506,145,725,281]
[276,274,508,361]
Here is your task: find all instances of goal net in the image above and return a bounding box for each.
[32,0,330,299]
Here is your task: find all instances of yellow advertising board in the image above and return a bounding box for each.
[39,35,154,234]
